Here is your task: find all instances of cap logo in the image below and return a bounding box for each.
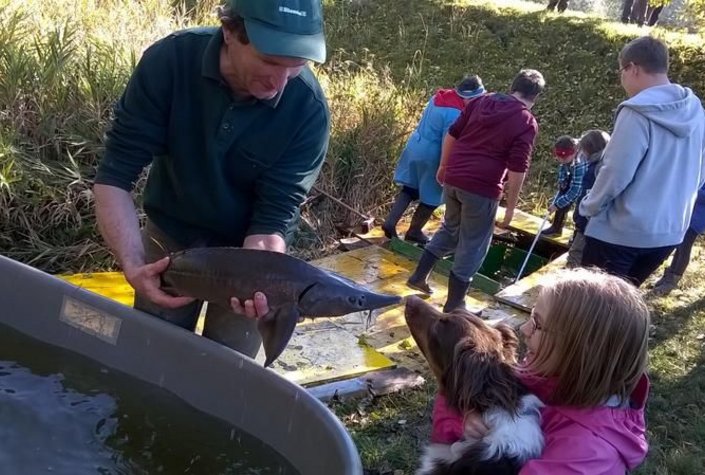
[279,6,307,17]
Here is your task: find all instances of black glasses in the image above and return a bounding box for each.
[528,314,545,333]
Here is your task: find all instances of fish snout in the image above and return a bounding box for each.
[347,295,366,308]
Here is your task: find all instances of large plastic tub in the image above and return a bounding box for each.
[0,254,362,474]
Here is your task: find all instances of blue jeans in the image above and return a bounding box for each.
[425,185,498,282]
[581,236,675,287]
[667,228,699,276]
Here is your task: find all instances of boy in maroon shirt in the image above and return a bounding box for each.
[407,69,545,312]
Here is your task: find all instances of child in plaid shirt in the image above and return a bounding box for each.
[541,135,586,236]
[567,130,610,267]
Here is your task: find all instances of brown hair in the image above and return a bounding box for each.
[404,296,525,415]
[217,6,250,44]
[525,268,649,408]
[510,69,545,101]
[554,135,578,150]
[456,74,484,92]
[619,36,669,74]
[579,129,610,155]
[443,316,524,414]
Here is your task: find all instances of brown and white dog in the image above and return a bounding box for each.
[405,295,544,475]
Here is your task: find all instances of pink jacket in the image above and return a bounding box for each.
[518,372,649,475]
[430,392,464,444]
[428,373,649,474]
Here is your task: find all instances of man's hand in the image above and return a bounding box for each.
[124,257,195,309]
[499,170,525,229]
[436,165,447,185]
[498,208,514,229]
[231,292,270,319]
[548,204,557,213]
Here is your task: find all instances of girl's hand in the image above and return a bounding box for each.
[463,411,490,439]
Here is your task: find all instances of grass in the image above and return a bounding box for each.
[1,0,705,473]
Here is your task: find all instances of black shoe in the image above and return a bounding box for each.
[405,203,436,245]
[382,191,413,239]
[407,250,439,295]
[443,272,471,313]
[541,206,568,236]
[540,225,561,236]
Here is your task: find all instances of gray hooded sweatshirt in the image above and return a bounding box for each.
[579,84,705,248]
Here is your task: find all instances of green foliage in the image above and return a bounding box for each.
[684,0,705,30]
[322,0,704,214]
[1,0,705,273]
[0,0,219,272]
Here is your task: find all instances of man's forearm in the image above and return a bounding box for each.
[504,171,526,212]
[94,183,145,271]
[439,133,456,169]
[243,233,286,253]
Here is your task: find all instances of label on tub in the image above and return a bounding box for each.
[59,296,122,345]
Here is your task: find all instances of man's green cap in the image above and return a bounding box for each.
[230,0,326,63]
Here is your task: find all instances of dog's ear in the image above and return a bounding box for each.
[444,338,521,414]
[495,323,520,364]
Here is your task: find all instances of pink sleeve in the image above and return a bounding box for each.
[432,419,464,445]
[520,436,624,475]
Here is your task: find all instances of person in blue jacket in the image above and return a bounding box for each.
[652,184,705,293]
[382,75,486,245]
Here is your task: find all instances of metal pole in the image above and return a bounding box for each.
[514,211,551,283]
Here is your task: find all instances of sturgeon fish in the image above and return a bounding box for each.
[160,247,402,367]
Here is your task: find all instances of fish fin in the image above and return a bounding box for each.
[257,305,300,368]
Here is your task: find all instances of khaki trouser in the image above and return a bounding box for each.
[134,220,262,358]
[566,231,586,269]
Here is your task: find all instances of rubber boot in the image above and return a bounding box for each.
[405,203,436,245]
[406,250,439,294]
[443,272,472,313]
[541,206,568,236]
[653,271,682,295]
[382,191,413,240]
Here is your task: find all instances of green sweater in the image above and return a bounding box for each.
[96,27,330,247]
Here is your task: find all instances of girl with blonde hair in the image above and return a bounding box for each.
[465,268,650,474]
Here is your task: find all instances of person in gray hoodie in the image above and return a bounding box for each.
[579,36,705,287]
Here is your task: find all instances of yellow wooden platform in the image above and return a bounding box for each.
[355,205,509,243]
[357,205,569,249]
[495,207,572,248]
[311,246,526,372]
[494,252,569,312]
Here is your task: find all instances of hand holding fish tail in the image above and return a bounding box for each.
[124,256,195,309]
[231,292,270,319]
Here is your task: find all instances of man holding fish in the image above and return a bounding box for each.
[93,0,330,359]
